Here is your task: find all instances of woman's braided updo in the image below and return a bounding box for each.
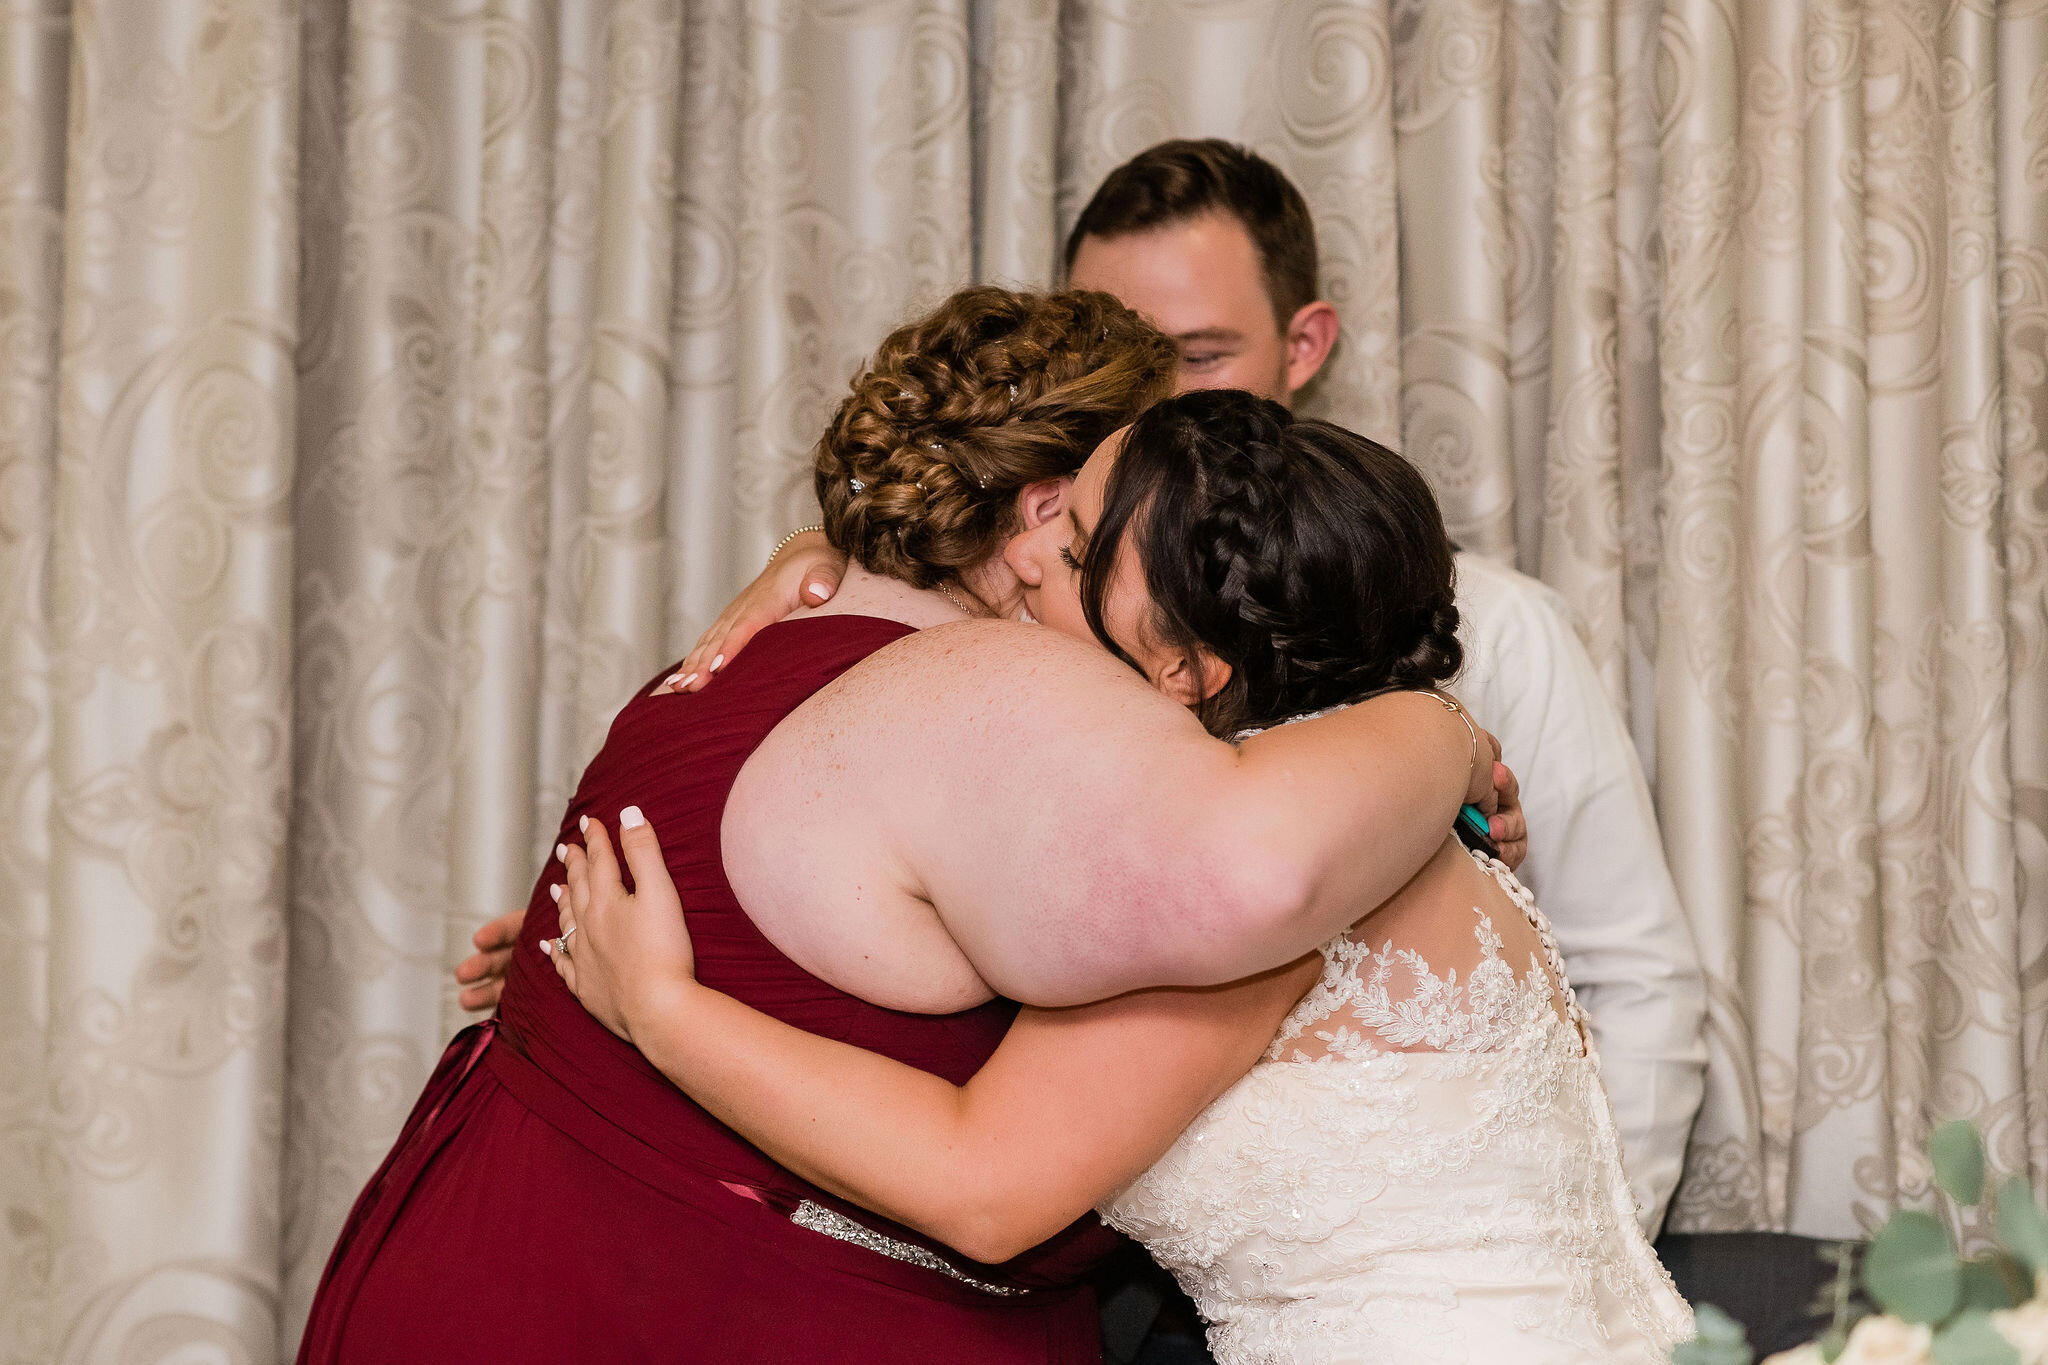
[815,286,1177,589]
[1080,389,1463,739]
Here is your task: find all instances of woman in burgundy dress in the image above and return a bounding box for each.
[298,287,1492,1363]
[297,288,1183,1364]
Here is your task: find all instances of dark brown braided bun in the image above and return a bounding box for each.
[1080,389,1462,739]
[815,286,1177,589]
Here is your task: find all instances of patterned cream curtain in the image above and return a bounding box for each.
[0,1,2042,1360]
[1654,0,2048,1241]
[1,2,303,1359]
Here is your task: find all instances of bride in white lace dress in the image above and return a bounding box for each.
[550,391,1694,1363]
[1104,802,1686,1361]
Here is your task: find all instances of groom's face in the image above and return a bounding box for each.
[1068,213,1296,405]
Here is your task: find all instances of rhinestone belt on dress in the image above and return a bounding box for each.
[789,1200,1026,1297]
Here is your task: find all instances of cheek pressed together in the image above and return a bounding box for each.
[1005,433,1114,645]
[1004,430,1197,702]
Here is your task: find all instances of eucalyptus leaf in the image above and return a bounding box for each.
[1670,1338,1753,1365]
[1864,1209,1961,1324]
[1672,1304,1753,1365]
[1929,1309,2020,1365]
[1932,1122,1987,1206]
[1954,1257,2021,1313]
[1998,1176,2048,1274]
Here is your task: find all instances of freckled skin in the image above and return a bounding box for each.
[724,620,1242,1011]
[722,609,1483,1011]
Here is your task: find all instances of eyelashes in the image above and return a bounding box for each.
[1058,544,1083,573]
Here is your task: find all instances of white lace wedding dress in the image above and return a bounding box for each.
[1099,849,1695,1363]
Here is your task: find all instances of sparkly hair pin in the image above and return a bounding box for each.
[849,478,865,493]
[925,439,986,490]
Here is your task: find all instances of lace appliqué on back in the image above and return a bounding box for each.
[1267,905,1555,1064]
[1098,853,1692,1364]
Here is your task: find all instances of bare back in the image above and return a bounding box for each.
[722,619,1233,1012]
[722,619,1484,1011]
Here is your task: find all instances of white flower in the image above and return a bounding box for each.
[1833,1315,1933,1365]
[1759,1345,1828,1364]
[1992,1296,2048,1365]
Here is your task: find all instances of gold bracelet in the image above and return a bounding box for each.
[768,524,825,567]
[1423,688,1480,785]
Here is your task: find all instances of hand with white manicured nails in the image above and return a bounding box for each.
[544,805,699,1045]
[667,528,847,693]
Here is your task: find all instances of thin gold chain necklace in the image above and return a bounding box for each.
[936,581,984,617]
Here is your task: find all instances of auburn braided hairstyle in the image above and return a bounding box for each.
[814,287,1177,589]
[1080,389,1462,739]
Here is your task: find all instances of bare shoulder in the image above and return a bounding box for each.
[748,620,1204,824]
[717,619,1214,1009]
[817,619,1149,718]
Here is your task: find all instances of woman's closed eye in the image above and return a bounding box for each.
[1058,543,1083,573]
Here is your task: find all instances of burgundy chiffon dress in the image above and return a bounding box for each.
[297,616,1121,1364]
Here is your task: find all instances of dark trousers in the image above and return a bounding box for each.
[1096,1249,1211,1365]
[1099,1231,1844,1363]
[1655,1231,1843,1358]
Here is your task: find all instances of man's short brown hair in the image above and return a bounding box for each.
[1063,139,1319,329]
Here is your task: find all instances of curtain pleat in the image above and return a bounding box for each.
[970,0,1060,287]
[1652,0,2044,1241]
[286,0,502,1331]
[1999,0,2048,1200]
[0,6,66,1354]
[1541,0,1620,703]
[0,1,2041,1358]
[7,0,302,1351]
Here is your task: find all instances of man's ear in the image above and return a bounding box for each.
[1016,476,1072,531]
[1283,300,1340,397]
[1154,649,1235,709]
